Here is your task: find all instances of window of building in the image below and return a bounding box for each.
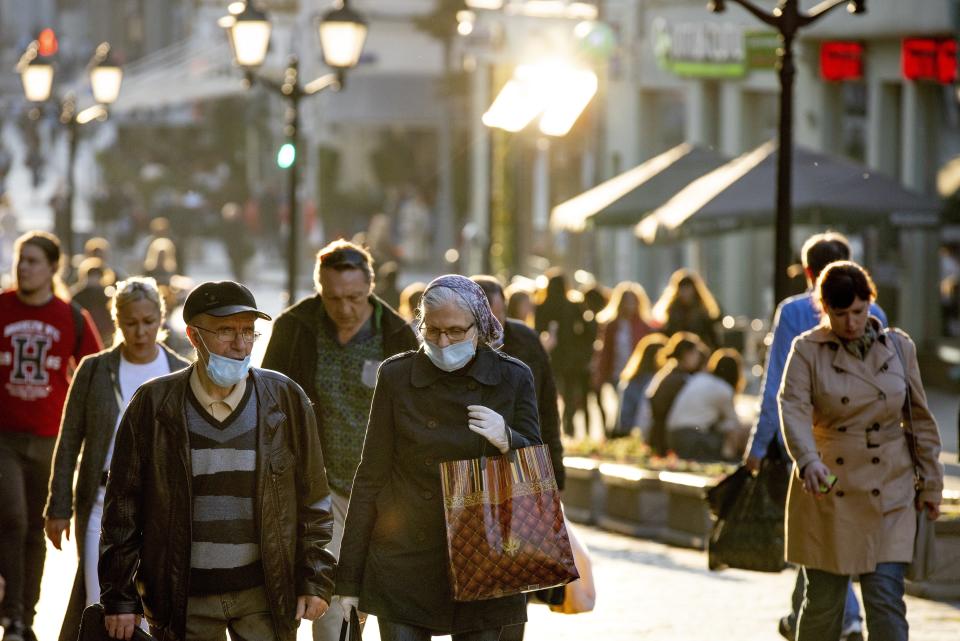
[744,91,777,149]
[639,89,686,158]
[840,82,867,163]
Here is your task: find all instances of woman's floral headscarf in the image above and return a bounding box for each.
[421,274,504,346]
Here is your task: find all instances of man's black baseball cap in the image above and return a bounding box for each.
[183,281,272,324]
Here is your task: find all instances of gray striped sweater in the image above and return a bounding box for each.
[186,384,263,595]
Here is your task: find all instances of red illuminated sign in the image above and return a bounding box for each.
[821,42,864,81]
[902,37,957,84]
[37,28,58,56]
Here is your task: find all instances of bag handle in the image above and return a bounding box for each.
[338,606,361,641]
[886,330,921,483]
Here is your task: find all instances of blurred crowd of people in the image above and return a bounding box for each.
[388,264,749,463]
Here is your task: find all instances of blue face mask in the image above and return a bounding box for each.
[197,333,251,387]
[423,339,476,372]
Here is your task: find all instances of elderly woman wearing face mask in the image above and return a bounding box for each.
[779,261,943,641]
[43,277,191,641]
[334,275,542,641]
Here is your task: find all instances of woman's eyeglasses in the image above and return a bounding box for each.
[419,323,475,342]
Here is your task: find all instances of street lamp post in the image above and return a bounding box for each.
[708,0,865,304]
[17,41,123,258]
[224,1,367,303]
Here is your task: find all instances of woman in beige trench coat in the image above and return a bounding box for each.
[779,261,943,641]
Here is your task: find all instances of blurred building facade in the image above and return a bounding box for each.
[592,0,960,344]
[1,0,461,283]
[0,0,199,236]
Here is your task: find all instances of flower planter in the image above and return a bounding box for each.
[657,471,715,550]
[596,463,666,538]
[563,458,718,547]
[561,457,605,525]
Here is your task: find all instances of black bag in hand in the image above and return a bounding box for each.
[705,465,751,520]
[339,606,362,641]
[77,604,154,641]
[706,457,789,573]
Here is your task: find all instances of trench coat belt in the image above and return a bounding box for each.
[813,423,904,446]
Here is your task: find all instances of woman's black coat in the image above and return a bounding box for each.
[336,345,542,634]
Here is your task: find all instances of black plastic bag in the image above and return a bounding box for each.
[339,606,362,641]
[705,465,752,519]
[706,458,789,573]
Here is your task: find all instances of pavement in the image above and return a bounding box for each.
[29,524,960,641]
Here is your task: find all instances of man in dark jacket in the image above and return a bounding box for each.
[262,240,418,641]
[473,276,565,640]
[100,281,336,641]
[472,275,564,489]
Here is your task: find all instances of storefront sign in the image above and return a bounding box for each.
[652,18,746,77]
[820,41,864,81]
[902,37,957,83]
[652,19,778,78]
[745,32,780,70]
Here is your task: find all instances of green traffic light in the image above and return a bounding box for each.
[277,143,296,169]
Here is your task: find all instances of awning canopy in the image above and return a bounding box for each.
[636,141,942,243]
[549,143,728,232]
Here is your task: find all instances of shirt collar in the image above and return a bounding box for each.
[410,344,503,388]
[189,365,247,413]
[806,315,884,345]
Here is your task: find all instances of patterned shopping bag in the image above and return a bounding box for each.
[440,445,579,601]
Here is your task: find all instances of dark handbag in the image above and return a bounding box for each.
[705,465,752,520]
[77,604,154,641]
[439,444,579,601]
[338,606,361,641]
[706,457,789,573]
[888,331,938,582]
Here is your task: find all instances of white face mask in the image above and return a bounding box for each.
[196,332,250,387]
[423,339,476,372]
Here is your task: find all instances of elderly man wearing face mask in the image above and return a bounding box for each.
[99,281,336,641]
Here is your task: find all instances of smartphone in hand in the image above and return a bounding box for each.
[818,474,838,494]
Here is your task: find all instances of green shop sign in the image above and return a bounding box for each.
[746,32,781,70]
[652,18,777,78]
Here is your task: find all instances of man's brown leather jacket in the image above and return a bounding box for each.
[99,366,335,641]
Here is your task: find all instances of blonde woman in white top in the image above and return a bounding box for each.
[666,348,748,460]
[44,278,191,641]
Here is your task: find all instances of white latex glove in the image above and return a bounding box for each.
[338,596,360,621]
[467,405,510,453]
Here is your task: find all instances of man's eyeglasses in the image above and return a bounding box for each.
[419,323,475,342]
[193,325,261,344]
